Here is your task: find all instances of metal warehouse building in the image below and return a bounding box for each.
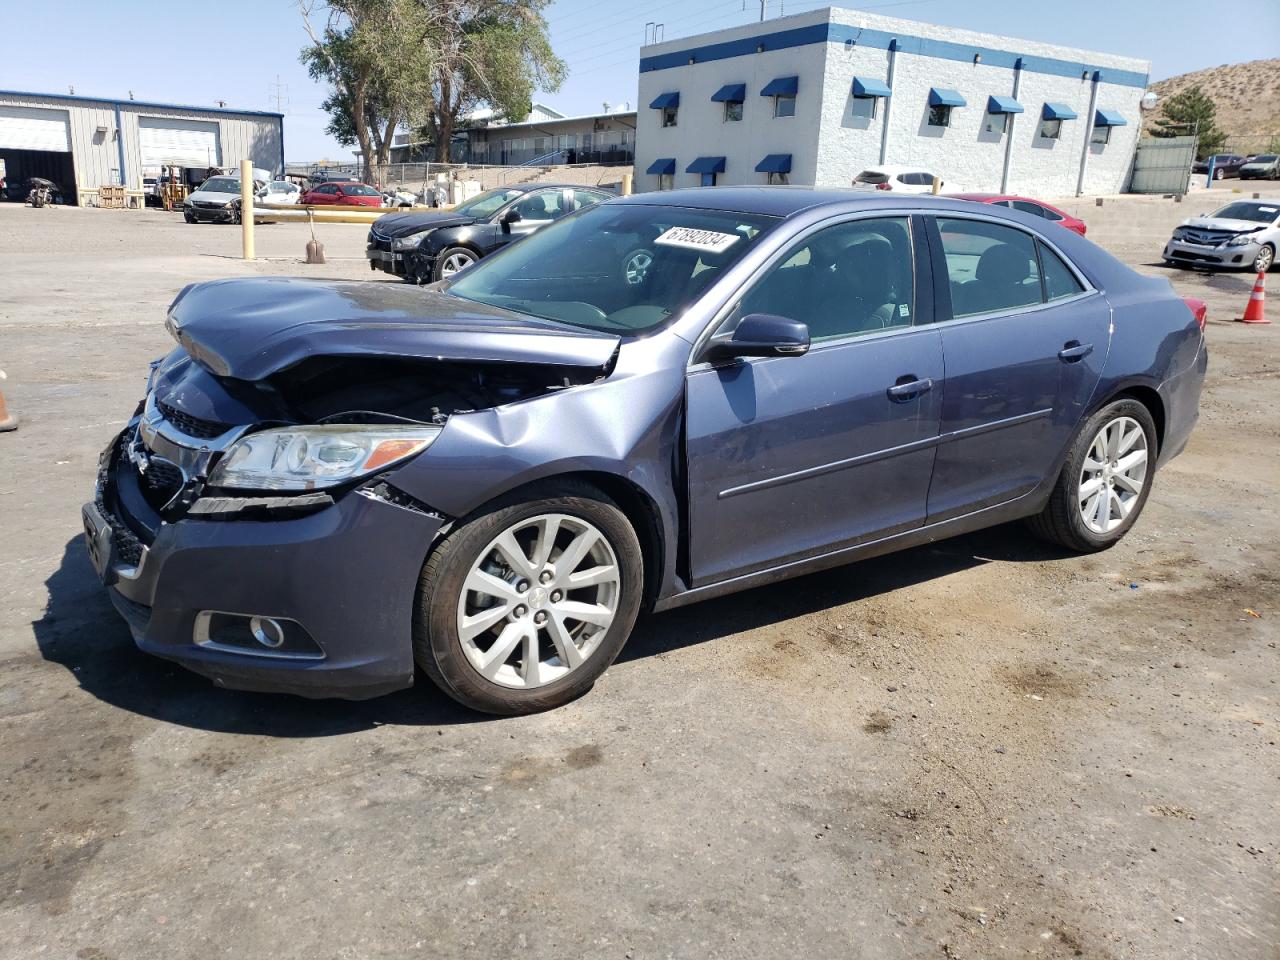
[635,7,1150,196]
[0,90,284,204]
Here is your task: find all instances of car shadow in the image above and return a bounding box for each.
[35,524,1075,735]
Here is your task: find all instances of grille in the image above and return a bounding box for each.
[158,399,229,439]
[96,487,145,566]
[194,200,227,210]
[1180,229,1233,246]
[140,458,184,508]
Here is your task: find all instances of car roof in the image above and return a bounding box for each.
[612,186,971,218]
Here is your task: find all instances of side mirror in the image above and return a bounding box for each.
[501,208,522,230]
[705,313,810,362]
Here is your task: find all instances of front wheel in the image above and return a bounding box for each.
[1254,243,1275,273]
[1026,399,1157,552]
[433,246,478,281]
[413,482,644,714]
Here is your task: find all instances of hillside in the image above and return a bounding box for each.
[1147,58,1280,139]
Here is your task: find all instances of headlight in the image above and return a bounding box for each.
[1225,233,1258,246]
[1171,228,1187,240]
[208,424,442,491]
[392,230,432,251]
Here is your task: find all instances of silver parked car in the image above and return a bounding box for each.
[1239,154,1279,180]
[1162,199,1279,273]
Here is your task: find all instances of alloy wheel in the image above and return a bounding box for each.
[1255,245,1274,273]
[457,513,621,689]
[440,252,476,277]
[623,250,653,285]
[1078,416,1148,534]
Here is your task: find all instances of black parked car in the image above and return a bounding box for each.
[366,184,614,283]
[1191,154,1246,179]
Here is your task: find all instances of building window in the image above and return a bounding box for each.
[767,171,789,185]
[928,104,952,127]
[1039,118,1062,140]
[724,100,744,122]
[1091,124,1111,145]
[851,96,877,120]
[700,173,717,187]
[774,95,796,118]
[656,173,672,190]
[662,105,678,128]
[984,111,1008,135]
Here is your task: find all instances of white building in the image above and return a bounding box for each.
[0,90,285,204]
[635,8,1149,197]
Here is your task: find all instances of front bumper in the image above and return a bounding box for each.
[185,204,235,222]
[87,432,446,699]
[1163,236,1261,267]
[366,246,406,275]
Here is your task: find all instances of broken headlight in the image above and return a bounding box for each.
[208,424,442,491]
[391,230,433,251]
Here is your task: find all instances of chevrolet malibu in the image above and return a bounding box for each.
[85,190,1207,714]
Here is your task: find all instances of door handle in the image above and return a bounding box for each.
[1058,341,1094,362]
[887,376,933,402]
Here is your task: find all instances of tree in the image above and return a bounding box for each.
[299,0,436,180]
[416,0,566,163]
[1151,85,1227,159]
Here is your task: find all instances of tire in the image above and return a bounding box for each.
[1026,398,1158,553]
[1254,243,1275,274]
[413,480,644,715]
[229,201,241,225]
[1214,168,1224,180]
[184,211,196,224]
[433,246,478,282]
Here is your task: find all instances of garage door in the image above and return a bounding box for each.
[137,117,220,167]
[0,105,71,152]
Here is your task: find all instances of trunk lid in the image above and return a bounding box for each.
[167,278,621,381]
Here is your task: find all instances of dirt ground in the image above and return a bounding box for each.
[0,199,1276,960]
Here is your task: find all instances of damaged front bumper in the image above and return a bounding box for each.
[1162,235,1262,268]
[85,426,447,699]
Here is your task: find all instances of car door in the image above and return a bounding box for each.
[490,189,563,253]
[684,214,944,585]
[923,214,1110,522]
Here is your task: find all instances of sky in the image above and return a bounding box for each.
[2,0,1276,161]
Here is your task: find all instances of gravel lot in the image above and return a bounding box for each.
[1,199,1276,960]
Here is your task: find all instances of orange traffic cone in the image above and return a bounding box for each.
[0,380,17,432]
[1238,270,1269,324]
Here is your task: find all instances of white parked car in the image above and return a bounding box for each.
[260,181,302,205]
[852,165,950,194]
[1163,199,1279,273]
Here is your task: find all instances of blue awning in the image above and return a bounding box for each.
[986,94,1024,114]
[760,76,798,97]
[1042,102,1078,121]
[928,87,966,108]
[686,156,726,174]
[852,76,891,98]
[711,83,746,103]
[649,92,679,109]
[755,154,792,174]
[646,158,676,175]
[1094,108,1127,127]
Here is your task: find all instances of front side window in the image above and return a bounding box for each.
[851,96,877,120]
[662,106,678,127]
[984,112,1008,135]
[928,104,952,127]
[724,100,743,122]
[936,218,1042,318]
[774,95,796,118]
[1091,125,1111,145]
[510,191,562,222]
[727,216,915,342]
[447,203,778,335]
[1039,118,1063,140]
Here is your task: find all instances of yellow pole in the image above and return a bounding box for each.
[240,159,255,261]
[621,171,633,196]
[931,175,941,195]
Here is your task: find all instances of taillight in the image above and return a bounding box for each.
[876,182,892,191]
[1182,297,1207,330]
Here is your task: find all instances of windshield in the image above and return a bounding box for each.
[1211,202,1279,224]
[453,188,525,219]
[447,202,779,334]
[343,184,380,196]
[1249,155,1277,163]
[854,171,889,184]
[199,177,241,193]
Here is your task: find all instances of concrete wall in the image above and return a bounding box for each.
[635,6,1150,197]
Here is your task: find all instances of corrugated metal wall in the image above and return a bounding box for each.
[0,93,283,197]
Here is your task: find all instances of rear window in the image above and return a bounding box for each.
[854,171,889,184]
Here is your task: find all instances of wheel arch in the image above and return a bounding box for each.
[1096,382,1166,454]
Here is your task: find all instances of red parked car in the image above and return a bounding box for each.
[300,182,384,207]
[946,193,1087,236]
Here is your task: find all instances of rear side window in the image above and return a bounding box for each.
[936,218,1041,318]
[854,171,889,184]
[1039,241,1085,301]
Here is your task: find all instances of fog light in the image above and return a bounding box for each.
[249,616,285,648]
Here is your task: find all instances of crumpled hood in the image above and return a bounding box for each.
[166,278,620,381]
[370,210,477,238]
[1180,216,1267,233]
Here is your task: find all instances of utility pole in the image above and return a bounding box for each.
[269,75,289,113]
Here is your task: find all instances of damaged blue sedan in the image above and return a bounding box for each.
[85,189,1206,714]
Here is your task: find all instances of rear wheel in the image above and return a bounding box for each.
[413,482,644,714]
[1026,399,1157,552]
